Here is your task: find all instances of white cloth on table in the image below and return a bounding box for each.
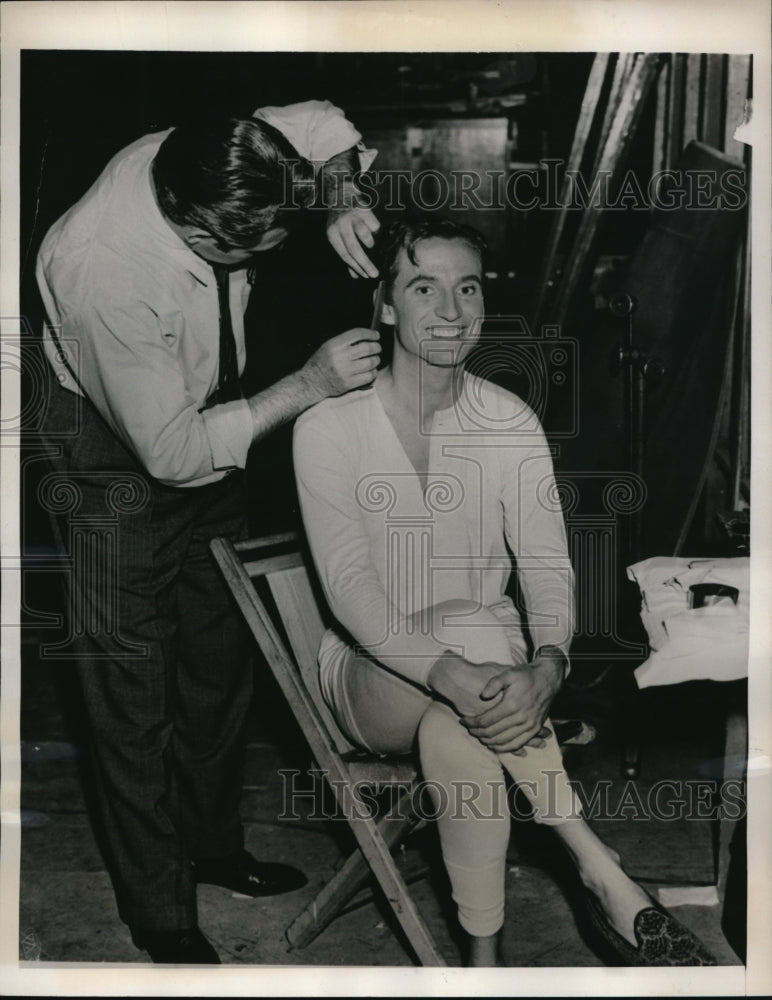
[627,556,749,688]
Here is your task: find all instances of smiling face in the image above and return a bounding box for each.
[383,237,484,370]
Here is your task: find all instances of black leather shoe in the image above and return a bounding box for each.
[130,925,221,964]
[192,849,308,898]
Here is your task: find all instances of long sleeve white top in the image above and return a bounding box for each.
[36,101,375,487]
[293,371,575,689]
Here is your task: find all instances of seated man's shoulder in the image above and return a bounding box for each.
[295,388,373,435]
[461,372,542,430]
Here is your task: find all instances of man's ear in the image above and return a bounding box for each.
[373,286,396,326]
[184,231,211,248]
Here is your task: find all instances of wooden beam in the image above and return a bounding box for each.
[242,550,305,577]
[730,215,751,511]
[653,54,671,173]
[549,54,663,329]
[683,52,702,146]
[667,52,687,162]
[529,52,610,329]
[701,54,727,149]
[235,530,298,552]
[590,53,636,181]
[724,55,751,161]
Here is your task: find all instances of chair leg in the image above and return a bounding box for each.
[286,835,378,949]
[287,789,420,948]
[345,793,446,966]
[286,789,445,965]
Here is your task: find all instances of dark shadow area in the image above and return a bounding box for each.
[16,48,748,967]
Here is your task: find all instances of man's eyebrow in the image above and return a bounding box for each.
[405,273,436,289]
[404,273,482,289]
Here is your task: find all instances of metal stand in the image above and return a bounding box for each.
[610,292,664,779]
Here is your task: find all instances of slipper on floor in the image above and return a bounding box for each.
[584,887,718,966]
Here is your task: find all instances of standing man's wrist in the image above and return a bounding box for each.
[293,365,326,408]
[319,147,360,209]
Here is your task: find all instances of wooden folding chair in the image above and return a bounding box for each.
[210,531,447,966]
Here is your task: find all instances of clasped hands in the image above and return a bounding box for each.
[427,648,566,756]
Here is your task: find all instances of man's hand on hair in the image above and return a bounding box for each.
[327,204,380,279]
[320,147,380,279]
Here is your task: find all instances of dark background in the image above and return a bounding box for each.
[20,49,658,538]
[18,50,748,715]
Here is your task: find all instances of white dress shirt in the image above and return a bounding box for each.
[37,101,375,487]
[293,371,575,690]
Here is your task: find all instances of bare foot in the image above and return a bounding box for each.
[579,856,651,946]
[553,820,650,946]
[467,932,505,967]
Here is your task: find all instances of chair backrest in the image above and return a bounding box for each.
[210,532,358,755]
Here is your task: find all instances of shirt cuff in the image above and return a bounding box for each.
[356,139,378,173]
[201,397,253,472]
[532,641,572,679]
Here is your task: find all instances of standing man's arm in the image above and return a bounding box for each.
[37,257,379,489]
[254,100,381,278]
[37,101,383,490]
[320,146,380,279]
[245,326,380,442]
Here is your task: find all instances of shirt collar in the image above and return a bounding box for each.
[135,143,232,288]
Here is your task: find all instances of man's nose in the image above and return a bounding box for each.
[436,291,462,321]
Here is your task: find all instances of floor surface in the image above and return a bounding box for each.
[12,649,746,976]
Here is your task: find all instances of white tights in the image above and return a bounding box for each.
[323,600,581,937]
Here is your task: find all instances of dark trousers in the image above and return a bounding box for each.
[40,382,252,930]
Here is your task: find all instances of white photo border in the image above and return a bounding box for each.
[1,2,769,996]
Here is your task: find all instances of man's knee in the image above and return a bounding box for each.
[417,700,470,771]
[425,599,513,665]
[417,702,506,815]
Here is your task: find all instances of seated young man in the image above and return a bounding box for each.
[292,216,717,967]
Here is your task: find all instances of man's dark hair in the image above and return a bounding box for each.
[376,216,487,301]
[152,116,316,249]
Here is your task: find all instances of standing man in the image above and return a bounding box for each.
[35,100,381,964]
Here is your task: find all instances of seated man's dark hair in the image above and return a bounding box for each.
[376,216,488,301]
[152,116,317,250]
